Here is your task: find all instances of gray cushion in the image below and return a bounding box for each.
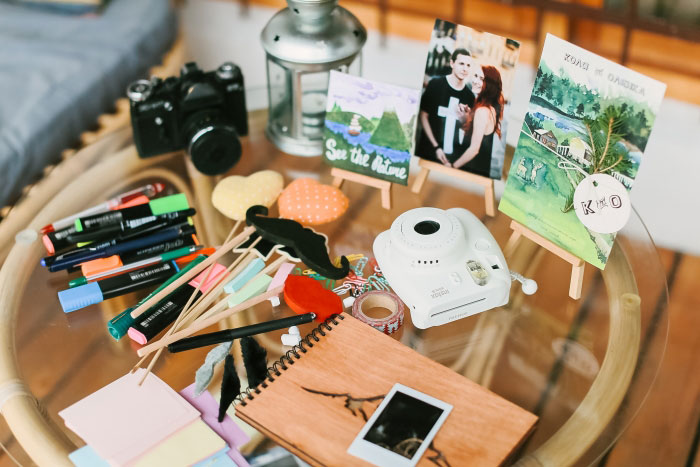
[0,0,176,206]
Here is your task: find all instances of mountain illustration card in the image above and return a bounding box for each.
[323,71,420,186]
[499,34,666,269]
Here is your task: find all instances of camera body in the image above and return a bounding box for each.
[373,207,511,329]
[128,62,248,175]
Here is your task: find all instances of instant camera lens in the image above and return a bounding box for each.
[414,220,440,235]
[185,111,242,175]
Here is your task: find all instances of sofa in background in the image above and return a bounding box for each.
[0,0,177,207]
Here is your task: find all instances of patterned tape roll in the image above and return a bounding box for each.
[352,290,404,335]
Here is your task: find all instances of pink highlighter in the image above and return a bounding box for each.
[127,263,227,345]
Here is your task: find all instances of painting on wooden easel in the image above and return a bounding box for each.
[323,71,420,209]
[412,19,521,215]
[499,34,666,273]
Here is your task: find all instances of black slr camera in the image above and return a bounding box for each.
[128,62,248,175]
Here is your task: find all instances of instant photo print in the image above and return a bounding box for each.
[347,383,452,467]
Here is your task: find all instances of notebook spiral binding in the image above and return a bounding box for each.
[234,314,346,406]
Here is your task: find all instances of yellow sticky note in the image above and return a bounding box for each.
[132,419,226,467]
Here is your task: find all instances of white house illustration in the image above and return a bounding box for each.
[533,129,558,151]
[557,137,593,167]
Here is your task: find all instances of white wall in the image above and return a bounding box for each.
[182,0,700,256]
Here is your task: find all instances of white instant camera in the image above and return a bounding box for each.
[373,207,512,329]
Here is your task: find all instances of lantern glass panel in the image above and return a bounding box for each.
[267,59,293,139]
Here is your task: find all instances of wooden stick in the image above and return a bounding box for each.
[130,226,255,318]
[136,285,284,357]
[194,255,286,325]
[134,223,245,381]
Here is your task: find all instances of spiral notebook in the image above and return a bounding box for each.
[234,314,537,466]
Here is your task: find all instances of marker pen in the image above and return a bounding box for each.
[66,208,196,244]
[47,223,195,272]
[73,193,189,234]
[40,182,164,234]
[42,195,152,254]
[128,262,228,344]
[107,255,208,340]
[69,245,204,288]
[58,261,179,313]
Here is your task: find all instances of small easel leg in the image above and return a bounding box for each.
[569,261,585,300]
[332,175,344,188]
[504,229,522,258]
[411,167,430,194]
[380,185,392,210]
[484,179,496,217]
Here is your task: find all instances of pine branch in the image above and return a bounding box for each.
[599,155,624,173]
[600,116,614,169]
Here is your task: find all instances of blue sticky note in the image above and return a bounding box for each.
[192,447,237,467]
[68,445,109,467]
[223,258,264,294]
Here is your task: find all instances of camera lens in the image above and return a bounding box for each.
[414,220,440,235]
[185,111,242,175]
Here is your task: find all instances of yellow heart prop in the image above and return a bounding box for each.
[212,170,284,220]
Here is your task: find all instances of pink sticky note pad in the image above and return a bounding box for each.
[59,369,200,466]
[180,384,251,466]
[190,263,228,294]
[268,262,295,291]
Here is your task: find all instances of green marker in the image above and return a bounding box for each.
[69,245,202,288]
[107,254,208,340]
[74,193,189,232]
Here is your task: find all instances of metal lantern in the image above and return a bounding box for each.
[261,0,366,156]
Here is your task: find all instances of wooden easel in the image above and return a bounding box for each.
[504,220,585,299]
[331,167,392,210]
[411,159,496,216]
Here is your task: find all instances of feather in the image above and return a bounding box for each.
[241,336,269,388]
[218,354,241,422]
[195,341,234,396]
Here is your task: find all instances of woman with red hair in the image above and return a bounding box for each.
[449,65,504,178]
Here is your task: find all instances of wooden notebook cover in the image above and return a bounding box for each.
[235,315,537,466]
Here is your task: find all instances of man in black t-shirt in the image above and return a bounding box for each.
[417,48,476,165]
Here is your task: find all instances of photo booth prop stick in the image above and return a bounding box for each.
[246,205,350,280]
[504,219,585,299]
[411,159,496,216]
[331,167,393,210]
[129,225,255,319]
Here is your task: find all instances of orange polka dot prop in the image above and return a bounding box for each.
[278,178,349,226]
[211,170,284,220]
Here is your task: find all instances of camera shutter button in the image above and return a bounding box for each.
[475,239,490,251]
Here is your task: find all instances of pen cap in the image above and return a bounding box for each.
[149,194,189,215]
[58,283,103,313]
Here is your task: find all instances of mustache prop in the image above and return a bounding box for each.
[246,205,350,280]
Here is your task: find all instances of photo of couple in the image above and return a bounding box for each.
[416,20,520,179]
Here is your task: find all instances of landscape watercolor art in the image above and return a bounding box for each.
[323,71,420,185]
[499,34,666,269]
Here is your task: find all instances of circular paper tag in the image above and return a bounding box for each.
[573,173,631,234]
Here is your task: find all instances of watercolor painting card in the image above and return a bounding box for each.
[323,71,420,185]
[499,34,666,269]
[416,19,521,179]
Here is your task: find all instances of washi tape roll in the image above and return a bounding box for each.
[352,290,404,335]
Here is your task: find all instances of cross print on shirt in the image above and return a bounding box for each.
[437,96,460,155]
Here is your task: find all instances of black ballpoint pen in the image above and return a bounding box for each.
[167,313,316,353]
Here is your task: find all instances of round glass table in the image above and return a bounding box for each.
[0,111,668,466]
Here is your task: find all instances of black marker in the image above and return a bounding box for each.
[47,223,195,272]
[127,262,228,344]
[73,193,189,233]
[58,261,179,313]
[67,208,196,244]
